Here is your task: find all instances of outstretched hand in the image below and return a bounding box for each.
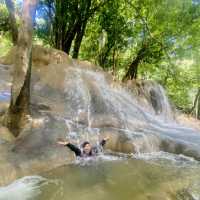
[103,136,110,141]
[57,138,69,146]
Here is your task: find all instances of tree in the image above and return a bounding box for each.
[52,0,107,58]
[72,0,92,59]
[94,0,129,69]
[5,0,18,44]
[122,44,146,80]
[4,0,38,137]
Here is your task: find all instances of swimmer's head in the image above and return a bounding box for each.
[82,141,92,154]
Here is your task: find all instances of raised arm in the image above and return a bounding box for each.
[65,143,82,156]
[57,139,82,156]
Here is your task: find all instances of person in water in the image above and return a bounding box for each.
[57,137,109,157]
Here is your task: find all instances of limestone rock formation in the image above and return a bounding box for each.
[0,46,200,185]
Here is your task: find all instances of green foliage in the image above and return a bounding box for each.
[80,0,200,112]
[0,33,12,57]
[0,1,9,32]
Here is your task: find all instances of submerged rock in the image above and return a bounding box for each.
[0,46,200,185]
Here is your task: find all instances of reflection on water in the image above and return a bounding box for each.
[0,154,200,200]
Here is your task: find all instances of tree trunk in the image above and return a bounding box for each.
[53,0,78,54]
[53,0,63,49]
[112,47,118,76]
[197,94,200,119]
[62,21,78,54]
[190,88,200,119]
[123,58,140,81]
[53,0,96,55]
[5,0,18,44]
[72,0,91,58]
[53,0,103,56]
[98,42,114,68]
[122,46,146,81]
[72,20,87,59]
[5,0,38,137]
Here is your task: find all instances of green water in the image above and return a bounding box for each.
[36,155,200,200]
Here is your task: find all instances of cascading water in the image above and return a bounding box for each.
[61,66,200,158]
[1,49,200,200]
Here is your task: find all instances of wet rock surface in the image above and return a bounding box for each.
[0,46,200,185]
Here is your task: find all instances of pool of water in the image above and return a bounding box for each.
[0,91,10,102]
[1,153,199,200]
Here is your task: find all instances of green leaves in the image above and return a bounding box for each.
[0,2,9,32]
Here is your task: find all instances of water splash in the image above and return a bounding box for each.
[0,176,47,200]
[133,151,199,167]
[188,181,200,200]
[73,154,125,166]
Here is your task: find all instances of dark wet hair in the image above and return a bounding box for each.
[82,141,90,148]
